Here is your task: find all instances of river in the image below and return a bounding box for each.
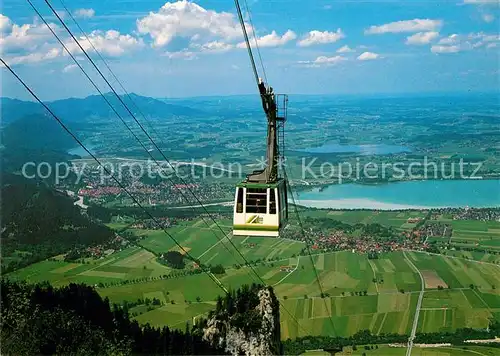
[296,179,500,210]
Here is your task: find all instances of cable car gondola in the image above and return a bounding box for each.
[232,0,289,237]
[233,80,289,237]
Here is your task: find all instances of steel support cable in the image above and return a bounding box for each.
[57,0,162,145]
[233,0,311,335]
[27,2,304,335]
[41,0,306,336]
[242,0,268,84]
[234,0,260,87]
[43,0,270,285]
[30,0,256,284]
[0,57,229,296]
[283,168,337,335]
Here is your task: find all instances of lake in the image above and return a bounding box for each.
[295,143,411,155]
[296,179,500,210]
[68,143,96,157]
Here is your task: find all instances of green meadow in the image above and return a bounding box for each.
[6,215,500,340]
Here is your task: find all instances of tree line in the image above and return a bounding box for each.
[0,280,225,355]
[1,178,115,274]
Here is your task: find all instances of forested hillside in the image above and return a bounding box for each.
[0,280,280,355]
[0,280,223,355]
[1,174,114,273]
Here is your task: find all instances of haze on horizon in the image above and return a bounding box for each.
[1,0,499,101]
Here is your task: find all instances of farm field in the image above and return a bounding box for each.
[432,216,500,251]
[331,345,500,356]
[280,292,419,339]
[442,250,500,265]
[7,246,172,287]
[273,251,421,299]
[129,219,305,267]
[449,220,500,251]
[301,209,428,230]
[406,252,500,291]
[417,289,500,333]
[6,213,500,341]
[8,248,499,339]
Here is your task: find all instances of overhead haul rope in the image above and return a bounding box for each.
[36,0,264,284]
[28,0,307,335]
[1,57,229,296]
[283,169,337,335]
[42,0,281,276]
[233,0,337,334]
[242,0,268,84]
[28,0,245,274]
[57,0,162,145]
[234,0,259,86]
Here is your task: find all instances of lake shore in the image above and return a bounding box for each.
[295,198,438,210]
[295,179,500,209]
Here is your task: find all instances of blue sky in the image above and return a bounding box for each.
[1,0,499,100]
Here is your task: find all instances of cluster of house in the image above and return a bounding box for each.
[308,229,426,254]
[86,234,129,258]
[130,217,174,230]
[431,207,500,222]
[78,186,121,197]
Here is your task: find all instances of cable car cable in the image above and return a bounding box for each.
[0,57,229,296]
[35,0,307,335]
[283,169,337,334]
[34,0,259,285]
[234,0,259,86]
[43,0,271,284]
[242,0,268,84]
[235,0,337,333]
[57,0,163,145]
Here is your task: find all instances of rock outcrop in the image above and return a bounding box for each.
[202,284,282,355]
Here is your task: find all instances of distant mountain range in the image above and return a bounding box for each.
[0,93,204,126]
[0,93,205,173]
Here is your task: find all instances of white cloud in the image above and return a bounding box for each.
[136,2,294,56]
[405,31,439,45]
[299,55,347,67]
[297,29,345,47]
[0,14,12,33]
[137,1,247,48]
[433,32,500,53]
[0,14,142,65]
[337,45,355,53]
[55,10,67,20]
[195,40,233,53]
[468,32,500,48]
[237,30,296,48]
[9,48,61,65]
[62,63,77,73]
[73,8,95,19]
[431,45,462,53]
[0,15,59,54]
[463,0,499,4]
[164,49,197,60]
[468,32,500,41]
[67,30,144,57]
[357,51,380,60]
[482,13,495,23]
[438,34,460,45]
[365,19,442,35]
[314,55,347,64]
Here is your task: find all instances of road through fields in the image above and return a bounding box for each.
[404,251,425,356]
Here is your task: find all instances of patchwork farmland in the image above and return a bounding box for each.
[6,211,500,341]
